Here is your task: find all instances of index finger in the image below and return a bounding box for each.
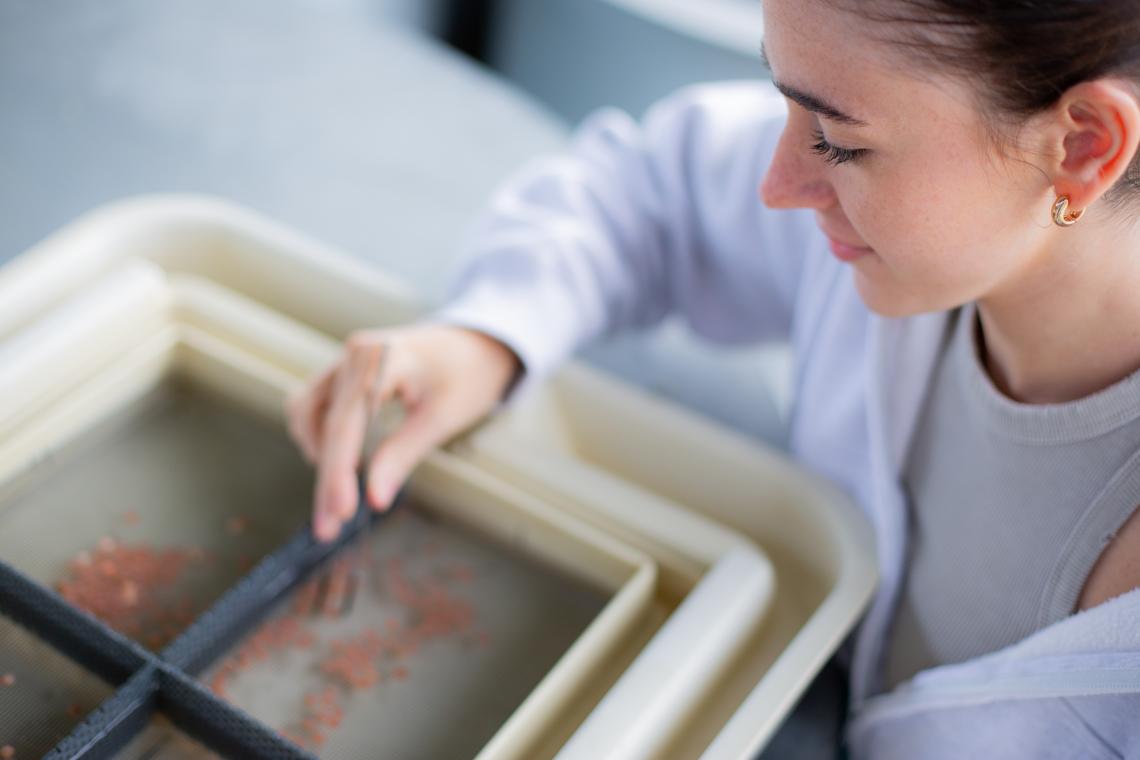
[312,345,383,541]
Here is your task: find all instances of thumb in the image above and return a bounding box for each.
[364,406,451,511]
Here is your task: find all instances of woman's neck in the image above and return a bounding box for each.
[976,210,1140,404]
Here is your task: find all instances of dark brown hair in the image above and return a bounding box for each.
[849,0,1140,202]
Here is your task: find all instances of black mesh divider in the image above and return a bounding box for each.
[154,664,315,759]
[47,664,316,759]
[161,483,397,676]
[44,667,157,760]
[0,558,149,684]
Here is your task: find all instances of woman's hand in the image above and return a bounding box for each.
[285,324,521,542]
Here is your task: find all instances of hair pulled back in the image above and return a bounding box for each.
[849,0,1140,201]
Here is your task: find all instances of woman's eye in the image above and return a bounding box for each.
[810,128,868,166]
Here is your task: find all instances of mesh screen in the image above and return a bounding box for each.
[195,501,605,757]
[0,612,116,757]
[0,379,314,652]
[113,714,218,760]
[0,371,615,758]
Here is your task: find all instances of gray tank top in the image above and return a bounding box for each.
[884,301,1140,690]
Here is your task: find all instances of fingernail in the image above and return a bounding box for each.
[368,480,393,511]
[314,516,335,542]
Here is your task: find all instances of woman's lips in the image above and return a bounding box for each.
[825,235,874,262]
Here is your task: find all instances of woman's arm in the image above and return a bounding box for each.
[435,80,819,396]
[290,81,824,540]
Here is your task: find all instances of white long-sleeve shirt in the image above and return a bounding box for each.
[436,81,1140,758]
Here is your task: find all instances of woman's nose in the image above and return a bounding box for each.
[759,124,837,210]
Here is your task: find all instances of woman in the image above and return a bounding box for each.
[287,0,1140,755]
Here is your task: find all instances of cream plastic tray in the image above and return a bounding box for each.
[0,196,876,759]
[0,310,657,758]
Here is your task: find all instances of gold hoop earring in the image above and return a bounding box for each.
[1052,195,1084,227]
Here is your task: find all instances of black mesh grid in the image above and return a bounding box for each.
[0,480,396,759]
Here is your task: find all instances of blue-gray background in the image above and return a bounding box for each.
[0,0,791,448]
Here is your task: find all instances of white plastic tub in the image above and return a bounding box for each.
[0,288,662,756]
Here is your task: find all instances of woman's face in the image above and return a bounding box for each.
[758,0,1057,317]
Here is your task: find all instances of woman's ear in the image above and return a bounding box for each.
[1048,78,1140,212]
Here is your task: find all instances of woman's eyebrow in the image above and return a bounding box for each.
[759,41,870,128]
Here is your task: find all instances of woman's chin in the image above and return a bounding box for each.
[853,268,928,318]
